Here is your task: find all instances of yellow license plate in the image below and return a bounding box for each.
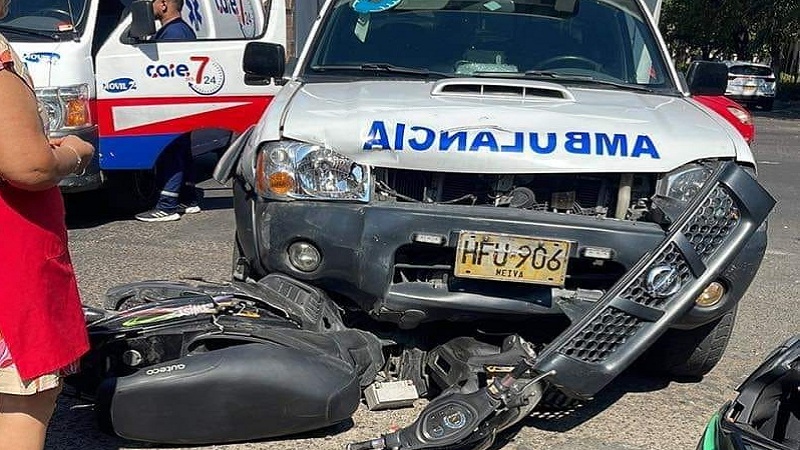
[454,231,570,286]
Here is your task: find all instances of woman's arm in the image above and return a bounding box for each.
[0,70,94,191]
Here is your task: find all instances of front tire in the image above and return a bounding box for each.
[760,98,774,111]
[641,308,737,378]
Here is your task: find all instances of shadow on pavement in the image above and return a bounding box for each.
[47,396,147,450]
[522,370,674,433]
[64,152,231,230]
[64,190,133,230]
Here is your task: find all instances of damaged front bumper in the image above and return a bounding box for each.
[236,163,768,331]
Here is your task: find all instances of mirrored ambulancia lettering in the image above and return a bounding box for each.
[363,121,660,159]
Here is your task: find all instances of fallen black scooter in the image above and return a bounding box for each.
[67,162,775,447]
[71,274,384,444]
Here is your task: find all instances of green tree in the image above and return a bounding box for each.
[749,0,800,73]
[661,0,800,75]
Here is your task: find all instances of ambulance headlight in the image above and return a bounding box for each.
[35,83,92,132]
[255,141,370,201]
[657,161,718,203]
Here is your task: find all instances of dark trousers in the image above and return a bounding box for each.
[155,137,198,212]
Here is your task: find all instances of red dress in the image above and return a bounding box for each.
[0,37,89,381]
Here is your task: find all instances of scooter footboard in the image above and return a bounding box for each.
[96,342,361,444]
[533,163,775,399]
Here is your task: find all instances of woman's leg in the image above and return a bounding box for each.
[0,385,62,450]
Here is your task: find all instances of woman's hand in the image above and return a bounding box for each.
[50,135,95,174]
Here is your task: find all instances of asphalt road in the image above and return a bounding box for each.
[50,109,800,450]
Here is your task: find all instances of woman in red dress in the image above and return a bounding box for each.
[0,4,96,448]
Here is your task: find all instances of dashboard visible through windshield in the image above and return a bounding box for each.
[0,0,89,38]
[306,0,674,91]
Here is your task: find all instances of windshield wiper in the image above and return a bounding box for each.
[523,71,655,92]
[311,63,449,78]
[0,24,61,40]
[473,70,654,93]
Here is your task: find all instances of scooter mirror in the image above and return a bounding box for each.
[130,1,157,41]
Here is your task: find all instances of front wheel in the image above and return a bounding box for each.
[640,308,737,379]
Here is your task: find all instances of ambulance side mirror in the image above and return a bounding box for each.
[243,42,286,85]
[686,61,728,96]
[129,0,157,41]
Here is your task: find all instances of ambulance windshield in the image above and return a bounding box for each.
[0,0,89,36]
[307,0,674,90]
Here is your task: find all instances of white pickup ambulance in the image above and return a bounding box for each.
[219,0,770,383]
[1,0,313,205]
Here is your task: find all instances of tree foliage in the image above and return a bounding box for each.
[661,0,800,74]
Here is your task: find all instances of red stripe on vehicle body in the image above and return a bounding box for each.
[96,95,273,137]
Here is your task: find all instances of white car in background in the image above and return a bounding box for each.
[725,61,777,111]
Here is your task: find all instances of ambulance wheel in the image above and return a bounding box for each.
[105,169,160,213]
[640,308,736,379]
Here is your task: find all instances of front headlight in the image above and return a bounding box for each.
[657,161,719,203]
[35,83,92,133]
[255,141,370,201]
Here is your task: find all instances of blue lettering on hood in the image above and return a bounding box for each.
[363,121,660,159]
[103,78,138,93]
[23,52,60,64]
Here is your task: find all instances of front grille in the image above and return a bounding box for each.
[562,307,642,363]
[554,192,740,364]
[681,186,740,261]
[620,243,692,309]
[532,163,775,399]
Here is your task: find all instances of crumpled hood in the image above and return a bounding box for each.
[281,79,747,174]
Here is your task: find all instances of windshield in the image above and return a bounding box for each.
[306,0,675,90]
[0,0,90,37]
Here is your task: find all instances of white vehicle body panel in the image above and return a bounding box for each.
[280,80,752,174]
[260,0,755,175]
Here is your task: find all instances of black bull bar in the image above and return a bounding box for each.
[533,162,775,399]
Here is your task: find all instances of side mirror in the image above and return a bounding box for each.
[243,42,286,85]
[686,61,728,96]
[129,0,157,41]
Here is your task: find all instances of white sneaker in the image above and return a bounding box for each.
[135,209,181,222]
[178,203,202,214]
